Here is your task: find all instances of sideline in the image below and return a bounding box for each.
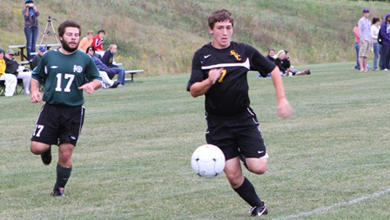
[274,187,390,220]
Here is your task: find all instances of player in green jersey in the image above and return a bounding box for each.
[30,20,102,197]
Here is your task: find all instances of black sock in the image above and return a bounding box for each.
[233,177,262,207]
[54,163,72,189]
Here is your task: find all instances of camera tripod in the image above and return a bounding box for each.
[40,16,60,45]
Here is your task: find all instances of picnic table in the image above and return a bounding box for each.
[8,44,60,61]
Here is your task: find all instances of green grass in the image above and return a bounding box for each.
[1,63,390,219]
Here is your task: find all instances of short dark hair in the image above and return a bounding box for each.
[284,50,289,54]
[86,45,95,53]
[208,9,234,29]
[372,17,380,24]
[268,49,275,53]
[97,29,105,34]
[58,20,81,38]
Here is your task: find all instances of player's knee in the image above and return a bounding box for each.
[30,142,48,155]
[249,166,267,175]
[226,172,244,186]
[246,159,267,175]
[59,151,72,162]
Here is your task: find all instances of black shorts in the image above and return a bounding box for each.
[31,103,85,146]
[205,108,267,160]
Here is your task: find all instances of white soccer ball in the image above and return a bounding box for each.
[191,144,225,178]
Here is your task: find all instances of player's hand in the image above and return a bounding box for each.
[31,91,42,103]
[277,98,293,119]
[208,68,223,85]
[79,83,95,94]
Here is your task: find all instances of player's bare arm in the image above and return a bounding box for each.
[190,68,223,97]
[78,80,102,94]
[30,78,42,103]
[269,66,293,119]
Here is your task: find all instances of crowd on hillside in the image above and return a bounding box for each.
[354,8,390,72]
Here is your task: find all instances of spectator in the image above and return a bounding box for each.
[258,49,275,77]
[371,17,381,71]
[273,50,288,76]
[0,48,17,97]
[266,49,275,62]
[379,13,390,71]
[78,30,94,52]
[102,44,126,85]
[92,29,105,58]
[86,46,120,89]
[353,24,360,70]
[22,0,40,61]
[30,46,46,70]
[4,49,31,95]
[358,8,372,72]
[283,50,310,76]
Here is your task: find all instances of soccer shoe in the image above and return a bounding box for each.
[304,69,311,75]
[110,81,120,88]
[51,187,65,197]
[249,203,268,217]
[41,146,52,165]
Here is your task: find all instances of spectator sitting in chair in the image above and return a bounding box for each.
[4,49,31,95]
[86,46,120,89]
[0,48,17,97]
[101,44,126,85]
[283,50,310,76]
[30,45,46,70]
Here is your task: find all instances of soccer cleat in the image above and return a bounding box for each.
[249,203,268,217]
[51,187,65,197]
[41,146,52,165]
[304,69,311,75]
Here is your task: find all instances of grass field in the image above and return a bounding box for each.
[1,62,390,219]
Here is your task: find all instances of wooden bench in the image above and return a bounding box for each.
[124,70,144,82]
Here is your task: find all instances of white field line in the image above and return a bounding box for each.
[274,187,390,220]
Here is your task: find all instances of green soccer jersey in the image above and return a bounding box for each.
[32,49,102,106]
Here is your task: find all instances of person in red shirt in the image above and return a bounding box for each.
[92,29,105,53]
[353,24,360,70]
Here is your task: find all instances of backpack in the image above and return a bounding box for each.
[378,28,383,45]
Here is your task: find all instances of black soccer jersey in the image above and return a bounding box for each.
[32,49,102,106]
[187,42,276,116]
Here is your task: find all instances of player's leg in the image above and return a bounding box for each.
[224,157,268,216]
[245,157,267,175]
[52,143,74,197]
[30,141,52,165]
[30,104,59,165]
[51,105,84,197]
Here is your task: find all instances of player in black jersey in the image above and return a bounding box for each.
[30,20,102,197]
[187,9,293,217]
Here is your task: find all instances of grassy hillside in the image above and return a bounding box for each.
[0,0,388,75]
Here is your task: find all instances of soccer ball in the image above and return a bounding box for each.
[191,144,225,178]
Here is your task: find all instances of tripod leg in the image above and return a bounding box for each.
[50,21,60,45]
[40,22,51,45]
